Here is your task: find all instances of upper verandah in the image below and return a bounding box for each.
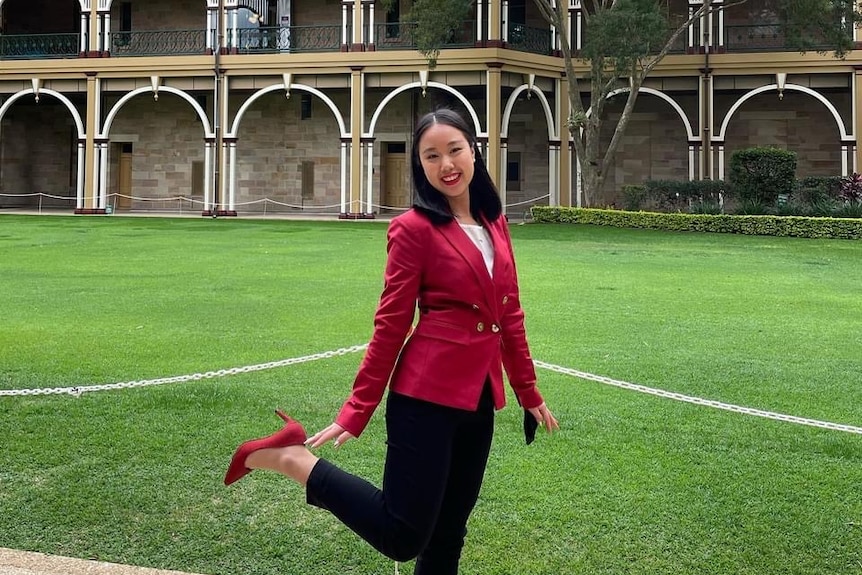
[0,0,856,60]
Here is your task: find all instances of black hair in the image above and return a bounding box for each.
[410,108,503,226]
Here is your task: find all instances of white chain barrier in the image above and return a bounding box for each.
[0,344,368,398]
[534,360,862,435]
[3,348,859,435]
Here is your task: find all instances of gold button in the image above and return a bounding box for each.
[476,322,485,332]
[491,324,500,333]
[472,304,480,310]
[502,296,509,305]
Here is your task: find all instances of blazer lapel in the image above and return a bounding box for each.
[437,220,497,310]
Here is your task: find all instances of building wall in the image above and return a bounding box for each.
[720,91,845,176]
[296,0,342,26]
[121,0,204,31]
[0,102,74,208]
[599,95,691,206]
[108,94,204,209]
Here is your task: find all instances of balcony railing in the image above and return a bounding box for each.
[373,21,476,50]
[508,23,553,55]
[233,25,342,53]
[0,33,79,59]
[110,29,208,56]
[724,22,852,52]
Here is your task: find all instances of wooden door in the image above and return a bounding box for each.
[383,152,409,210]
[117,151,132,210]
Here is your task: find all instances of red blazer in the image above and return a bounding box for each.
[335,208,544,437]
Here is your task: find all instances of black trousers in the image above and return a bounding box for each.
[306,383,495,575]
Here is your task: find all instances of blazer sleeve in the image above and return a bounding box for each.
[335,215,426,437]
[498,219,544,410]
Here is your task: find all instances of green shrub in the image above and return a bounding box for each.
[530,206,862,240]
[642,179,729,213]
[729,147,797,206]
[795,176,842,204]
[621,184,648,211]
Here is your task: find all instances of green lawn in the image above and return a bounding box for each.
[1,215,860,575]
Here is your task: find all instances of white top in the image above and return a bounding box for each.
[459,223,494,278]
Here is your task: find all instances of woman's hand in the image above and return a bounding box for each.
[305,422,355,449]
[527,403,559,434]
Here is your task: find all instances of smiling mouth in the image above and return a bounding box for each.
[442,173,461,185]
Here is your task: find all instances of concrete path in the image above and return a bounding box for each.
[0,549,208,575]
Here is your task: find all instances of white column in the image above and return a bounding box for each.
[365,141,374,214]
[228,141,237,211]
[368,2,375,48]
[717,145,725,180]
[500,140,509,208]
[103,12,111,52]
[76,141,86,210]
[98,142,108,210]
[342,2,350,45]
[340,141,349,213]
[548,144,558,206]
[204,141,212,212]
[502,0,509,43]
[80,14,88,52]
[220,142,229,211]
[230,8,238,50]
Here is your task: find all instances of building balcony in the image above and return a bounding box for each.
[232,25,342,54]
[0,32,79,59]
[0,20,854,61]
[110,29,209,57]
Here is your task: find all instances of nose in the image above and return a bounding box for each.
[441,154,455,170]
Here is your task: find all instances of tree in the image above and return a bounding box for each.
[394,0,862,205]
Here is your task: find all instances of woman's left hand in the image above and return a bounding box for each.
[527,403,559,434]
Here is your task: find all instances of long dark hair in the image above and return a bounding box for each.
[410,109,503,225]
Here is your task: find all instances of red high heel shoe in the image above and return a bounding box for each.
[224,409,307,486]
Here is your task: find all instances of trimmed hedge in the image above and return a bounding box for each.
[529,206,862,240]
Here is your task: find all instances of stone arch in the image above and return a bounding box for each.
[0,89,85,138]
[102,86,213,138]
[367,83,482,138]
[229,84,347,138]
[598,87,696,141]
[501,85,554,140]
[716,84,850,142]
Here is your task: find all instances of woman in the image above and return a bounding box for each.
[224,108,559,574]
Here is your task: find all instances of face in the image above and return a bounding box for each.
[417,122,475,202]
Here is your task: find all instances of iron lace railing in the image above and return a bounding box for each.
[724,23,852,52]
[0,33,79,59]
[373,21,476,50]
[110,29,208,56]
[233,25,342,53]
[508,23,552,55]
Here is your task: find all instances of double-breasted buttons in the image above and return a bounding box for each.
[502,296,509,305]
[476,322,485,332]
[472,304,480,311]
[491,324,500,333]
